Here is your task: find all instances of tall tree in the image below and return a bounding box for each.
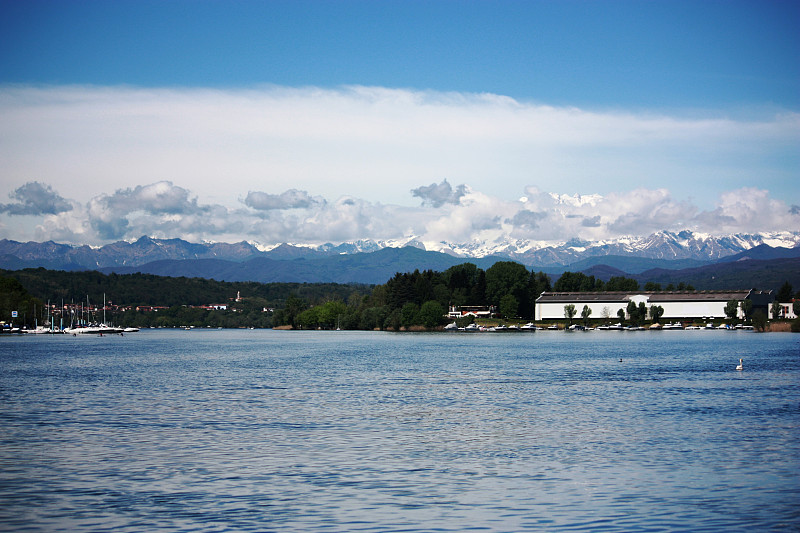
[581,305,592,326]
[419,301,445,328]
[499,294,519,320]
[740,299,753,320]
[724,300,739,321]
[649,305,664,323]
[564,304,577,325]
[528,271,551,319]
[486,261,530,316]
[776,281,793,303]
[626,301,639,325]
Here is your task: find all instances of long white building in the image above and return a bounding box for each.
[535,290,770,321]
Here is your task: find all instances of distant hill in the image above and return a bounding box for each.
[635,257,800,292]
[564,255,709,274]
[577,264,629,281]
[3,235,799,289]
[101,246,509,285]
[716,243,800,262]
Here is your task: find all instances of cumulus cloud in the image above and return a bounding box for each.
[91,181,200,215]
[0,182,72,216]
[411,180,468,207]
[693,188,792,233]
[244,189,322,211]
[86,181,207,240]
[581,216,602,227]
[1,179,798,248]
[506,210,547,229]
[605,189,697,235]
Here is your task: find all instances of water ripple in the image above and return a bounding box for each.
[1,330,798,531]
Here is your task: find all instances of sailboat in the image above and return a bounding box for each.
[65,294,123,335]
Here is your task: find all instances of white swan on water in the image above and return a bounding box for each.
[735,358,743,371]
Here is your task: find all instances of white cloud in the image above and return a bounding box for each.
[244,189,323,211]
[1,180,798,248]
[1,83,798,247]
[694,187,798,233]
[1,84,798,214]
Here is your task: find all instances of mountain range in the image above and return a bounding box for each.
[1,231,799,289]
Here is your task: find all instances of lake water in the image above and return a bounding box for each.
[1,329,798,532]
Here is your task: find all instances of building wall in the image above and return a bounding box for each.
[657,300,734,319]
[537,296,744,321]
[537,301,626,321]
[772,303,797,320]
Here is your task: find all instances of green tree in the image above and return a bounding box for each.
[486,261,530,317]
[649,305,664,323]
[360,306,388,330]
[317,300,348,329]
[499,293,519,319]
[296,306,320,329]
[419,300,445,329]
[564,304,577,325]
[606,276,640,291]
[776,281,793,303]
[0,276,41,327]
[383,308,401,331]
[771,300,782,320]
[528,271,551,319]
[724,300,739,321]
[581,304,592,326]
[644,282,662,292]
[740,299,753,320]
[400,302,420,328]
[284,294,309,328]
[554,272,603,292]
[626,301,639,325]
[752,310,768,331]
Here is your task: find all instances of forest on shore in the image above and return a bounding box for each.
[1,264,797,331]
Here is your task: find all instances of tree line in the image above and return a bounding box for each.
[3,266,797,331]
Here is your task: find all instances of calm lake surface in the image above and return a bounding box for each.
[1,329,798,532]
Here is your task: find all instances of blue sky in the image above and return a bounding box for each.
[3,0,799,107]
[0,0,798,248]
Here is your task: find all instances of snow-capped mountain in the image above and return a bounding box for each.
[415,230,800,266]
[1,231,799,272]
